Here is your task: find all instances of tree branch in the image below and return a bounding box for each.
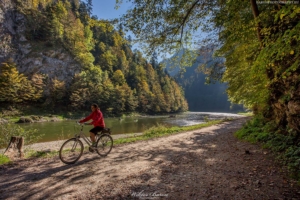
[174,0,201,43]
[250,0,263,48]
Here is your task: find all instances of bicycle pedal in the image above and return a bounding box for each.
[88,146,95,153]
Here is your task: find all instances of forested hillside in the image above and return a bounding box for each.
[0,0,188,115]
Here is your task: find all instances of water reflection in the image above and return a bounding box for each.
[18,112,243,142]
[164,112,243,126]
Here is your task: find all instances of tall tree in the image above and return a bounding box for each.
[86,0,93,16]
[150,51,158,69]
[250,0,262,47]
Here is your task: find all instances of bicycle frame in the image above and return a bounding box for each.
[75,123,95,147]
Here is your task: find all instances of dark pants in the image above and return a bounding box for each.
[89,126,104,135]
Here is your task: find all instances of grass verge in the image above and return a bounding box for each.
[237,112,253,117]
[114,119,224,145]
[0,154,11,165]
[24,150,59,158]
[235,115,300,182]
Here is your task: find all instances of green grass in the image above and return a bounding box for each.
[4,117,20,123]
[4,114,66,123]
[235,116,300,182]
[56,115,64,120]
[237,112,253,117]
[0,154,11,165]
[25,150,59,158]
[114,119,224,145]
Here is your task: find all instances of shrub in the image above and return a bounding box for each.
[0,123,43,148]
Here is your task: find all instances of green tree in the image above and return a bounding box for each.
[100,74,115,113]
[112,70,126,86]
[124,86,138,112]
[150,51,158,69]
[45,78,67,106]
[99,50,117,75]
[0,59,42,103]
[30,73,45,101]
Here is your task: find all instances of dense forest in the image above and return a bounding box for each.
[164,49,244,112]
[0,0,188,115]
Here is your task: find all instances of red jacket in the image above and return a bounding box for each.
[79,109,105,127]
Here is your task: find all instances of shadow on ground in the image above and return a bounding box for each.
[86,122,300,199]
[0,119,299,200]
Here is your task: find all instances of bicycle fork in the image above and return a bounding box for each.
[71,139,79,151]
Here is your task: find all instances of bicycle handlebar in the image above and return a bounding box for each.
[76,121,83,126]
[76,121,90,126]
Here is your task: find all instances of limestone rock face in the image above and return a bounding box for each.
[287,101,300,132]
[269,72,300,133]
[0,0,81,86]
[0,0,16,61]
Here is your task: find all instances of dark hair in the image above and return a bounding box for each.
[91,103,99,109]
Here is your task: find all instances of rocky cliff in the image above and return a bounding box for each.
[0,0,80,85]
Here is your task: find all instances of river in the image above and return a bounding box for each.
[18,112,243,143]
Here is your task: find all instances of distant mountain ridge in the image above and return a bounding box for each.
[164,49,244,112]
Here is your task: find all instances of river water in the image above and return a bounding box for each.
[18,112,243,143]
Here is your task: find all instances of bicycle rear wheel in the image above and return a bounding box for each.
[59,138,83,164]
[96,134,113,156]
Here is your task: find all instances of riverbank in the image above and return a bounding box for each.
[0,105,149,124]
[0,105,249,124]
[0,111,203,124]
[0,114,66,124]
[0,112,149,124]
[0,132,144,154]
[0,119,232,158]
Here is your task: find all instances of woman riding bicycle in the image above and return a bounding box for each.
[79,103,105,147]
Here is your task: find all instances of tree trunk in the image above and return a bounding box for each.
[250,0,263,47]
[4,136,24,159]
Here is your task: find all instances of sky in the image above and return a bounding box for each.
[91,0,132,20]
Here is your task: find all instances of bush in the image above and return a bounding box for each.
[0,106,22,117]
[0,123,43,148]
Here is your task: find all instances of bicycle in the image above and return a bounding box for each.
[59,122,113,164]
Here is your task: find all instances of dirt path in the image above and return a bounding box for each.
[0,118,299,200]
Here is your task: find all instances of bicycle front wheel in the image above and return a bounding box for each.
[96,134,113,156]
[59,138,83,164]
